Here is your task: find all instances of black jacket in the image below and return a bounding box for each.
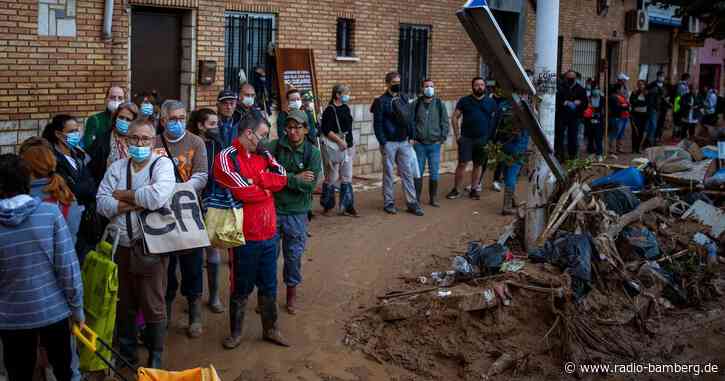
[86,128,114,187]
[557,82,588,120]
[52,146,96,206]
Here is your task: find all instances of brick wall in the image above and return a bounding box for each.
[522,0,639,86]
[0,0,653,176]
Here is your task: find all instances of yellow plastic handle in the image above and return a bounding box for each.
[72,324,97,353]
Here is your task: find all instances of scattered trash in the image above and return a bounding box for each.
[599,188,640,215]
[500,259,525,273]
[417,276,427,284]
[591,167,645,191]
[621,226,661,260]
[437,288,452,298]
[682,200,725,237]
[452,255,474,275]
[465,242,509,275]
[693,232,718,264]
[529,233,597,299]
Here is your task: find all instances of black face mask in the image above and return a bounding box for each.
[390,84,401,93]
[566,78,576,86]
[473,89,485,97]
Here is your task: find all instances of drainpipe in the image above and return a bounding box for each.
[103,0,114,41]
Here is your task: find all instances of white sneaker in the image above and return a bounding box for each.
[492,181,503,192]
[596,155,604,162]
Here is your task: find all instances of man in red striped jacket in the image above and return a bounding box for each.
[213,116,289,349]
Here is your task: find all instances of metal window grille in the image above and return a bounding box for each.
[224,12,276,92]
[336,18,355,57]
[572,38,601,82]
[398,24,430,99]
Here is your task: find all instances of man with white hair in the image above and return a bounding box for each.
[96,118,176,369]
[153,100,209,338]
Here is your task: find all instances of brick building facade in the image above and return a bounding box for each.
[0,0,669,174]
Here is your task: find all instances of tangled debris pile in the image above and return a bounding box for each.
[344,147,725,380]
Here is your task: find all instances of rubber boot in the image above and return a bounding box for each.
[118,309,139,367]
[187,298,203,338]
[413,178,423,204]
[144,321,167,369]
[429,180,440,207]
[260,295,290,347]
[286,286,297,315]
[206,263,225,313]
[502,189,516,216]
[222,295,247,349]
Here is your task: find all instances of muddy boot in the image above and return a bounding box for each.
[413,177,423,204]
[286,286,297,315]
[260,295,290,347]
[502,189,516,216]
[223,296,247,349]
[187,298,203,338]
[144,321,167,369]
[429,180,440,207]
[207,263,225,313]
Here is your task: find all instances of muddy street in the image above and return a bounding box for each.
[165,173,514,380]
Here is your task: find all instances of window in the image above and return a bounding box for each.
[224,12,276,92]
[572,38,601,83]
[336,18,355,58]
[398,24,430,99]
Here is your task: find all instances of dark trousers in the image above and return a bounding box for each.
[166,248,204,303]
[631,113,647,153]
[680,123,696,140]
[0,318,72,381]
[656,109,667,141]
[230,237,279,299]
[585,119,603,156]
[556,117,580,160]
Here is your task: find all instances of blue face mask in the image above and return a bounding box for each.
[166,120,186,138]
[341,94,350,104]
[128,145,151,162]
[141,103,154,116]
[423,86,435,98]
[115,119,129,135]
[65,131,81,148]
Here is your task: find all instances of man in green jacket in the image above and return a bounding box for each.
[82,86,126,148]
[411,79,449,206]
[268,109,322,315]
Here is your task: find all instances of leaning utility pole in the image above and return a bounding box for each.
[526,1,560,250]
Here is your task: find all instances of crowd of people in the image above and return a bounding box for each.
[555,70,723,162]
[15,66,715,380]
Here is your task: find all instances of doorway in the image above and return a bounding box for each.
[699,64,721,91]
[131,7,183,104]
[606,41,620,85]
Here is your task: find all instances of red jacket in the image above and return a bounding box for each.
[213,139,287,241]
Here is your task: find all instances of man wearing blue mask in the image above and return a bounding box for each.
[153,100,209,339]
[410,79,449,207]
[96,119,176,369]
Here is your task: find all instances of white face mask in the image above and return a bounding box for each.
[107,100,122,113]
[242,96,255,107]
[289,100,302,110]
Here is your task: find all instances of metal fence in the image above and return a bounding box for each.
[398,24,430,99]
[224,12,275,92]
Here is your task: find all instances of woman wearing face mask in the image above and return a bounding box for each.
[186,108,226,314]
[133,91,158,121]
[87,102,139,186]
[585,86,604,161]
[320,84,357,217]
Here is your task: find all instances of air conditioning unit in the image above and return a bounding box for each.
[626,9,649,33]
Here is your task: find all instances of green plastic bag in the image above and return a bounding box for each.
[79,228,119,372]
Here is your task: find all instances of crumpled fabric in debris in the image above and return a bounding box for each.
[591,167,645,191]
[452,255,474,275]
[693,232,719,261]
[704,168,725,189]
[621,226,661,260]
[683,192,714,206]
[638,261,688,306]
[528,233,597,299]
[465,242,509,275]
[599,188,641,215]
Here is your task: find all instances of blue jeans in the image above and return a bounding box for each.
[413,143,442,181]
[609,117,627,142]
[230,237,279,298]
[277,214,308,287]
[503,163,523,192]
[166,248,204,303]
[645,112,657,147]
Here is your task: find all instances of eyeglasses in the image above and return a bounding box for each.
[166,116,186,123]
[253,131,269,141]
[127,135,155,145]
